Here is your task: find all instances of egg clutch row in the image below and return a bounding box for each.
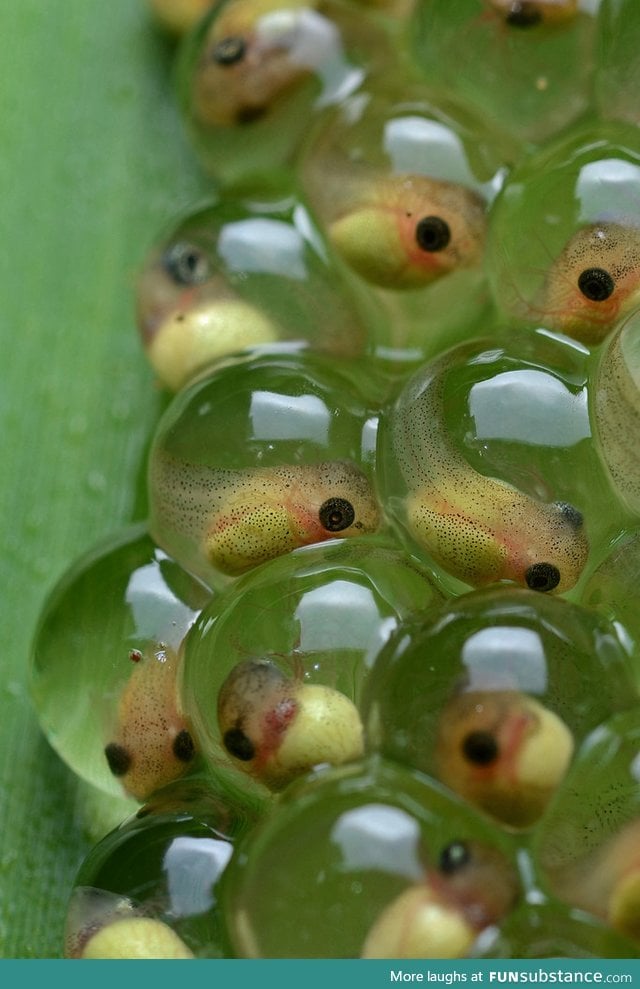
[29,0,640,962]
[32,523,640,957]
[139,0,640,396]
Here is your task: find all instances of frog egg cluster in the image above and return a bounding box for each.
[29,0,640,960]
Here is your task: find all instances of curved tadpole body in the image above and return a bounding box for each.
[594,310,640,513]
[435,689,574,828]
[104,646,197,802]
[485,0,578,27]
[388,345,589,592]
[150,453,380,581]
[328,174,487,290]
[362,839,520,958]
[217,658,364,789]
[537,222,640,344]
[191,0,350,128]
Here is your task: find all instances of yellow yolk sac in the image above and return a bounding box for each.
[435,690,574,829]
[147,0,213,36]
[217,659,364,789]
[81,917,195,960]
[486,0,578,27]
[537,223,640,345]
[361,885,477,958]
[361,839,519,958]
[66,889,193,959]
[328,174,487,289]
[594,310,640,514]
[150,454,380,582]
[103,646,197,802]
[191,0,336,128]
[146,298,280,392]
[385,345,589,593]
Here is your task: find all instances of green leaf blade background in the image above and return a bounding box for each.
[0,1,209,957]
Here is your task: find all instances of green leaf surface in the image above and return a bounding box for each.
[0,1,210,957]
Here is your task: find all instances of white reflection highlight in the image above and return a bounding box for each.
[577,159,640,226]
[125,554,200,651]
[249,391,330,443]
[164,836,233,917]
[469,369,590,446]
[294,581,397,666]
[257,8,363,107]
[218,219,307,279]
[331,804,423,879]
[384,117,471,184]
[462,626,548,694]
[383,117,503,201]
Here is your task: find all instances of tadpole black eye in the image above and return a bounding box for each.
[319,497,355,532]
[163,241,210,286]
[172,729,195,763]
[439,841,471,875]
[577,267,615,302]
[212,36,247,66]
[525,562,561,593]
[223,727,255,761]
[505,2,542,27]
[415,215,451,253]
[462,730,499,766]
[104,742,132,777]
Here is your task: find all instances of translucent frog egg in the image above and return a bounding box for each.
[376,330,618,595]
[221,757,521,957]
[591,309,640,516]
[409,0,599,148]
[593,0,640,128]
[175,0,396,183]
[180,538,444,792]
[486,122,640,344]
[362,587,637,828]
[30,524,211,800]
[534,709,640,944]
[65,778,264,959]
[136,191,382,391]
[299,82,509,360]
[147,349,383,588]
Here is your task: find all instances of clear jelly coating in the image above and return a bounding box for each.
[65,778,264,959]
[473,899,640,959]
[299,82,509,359]
[592,309,640,515]
[534,709,640,944]
[136,191,381,391]
[362,587,637,828]
[580,529,640,672]
[593,0,640,128]
[409,0,599,148]
[180,537,444,791]
[175,0,396,183]
[148,349,382,588]
[221,756,521,957]
[486,121,640,344]
[375,330,617,595]
[30,524,211,800]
